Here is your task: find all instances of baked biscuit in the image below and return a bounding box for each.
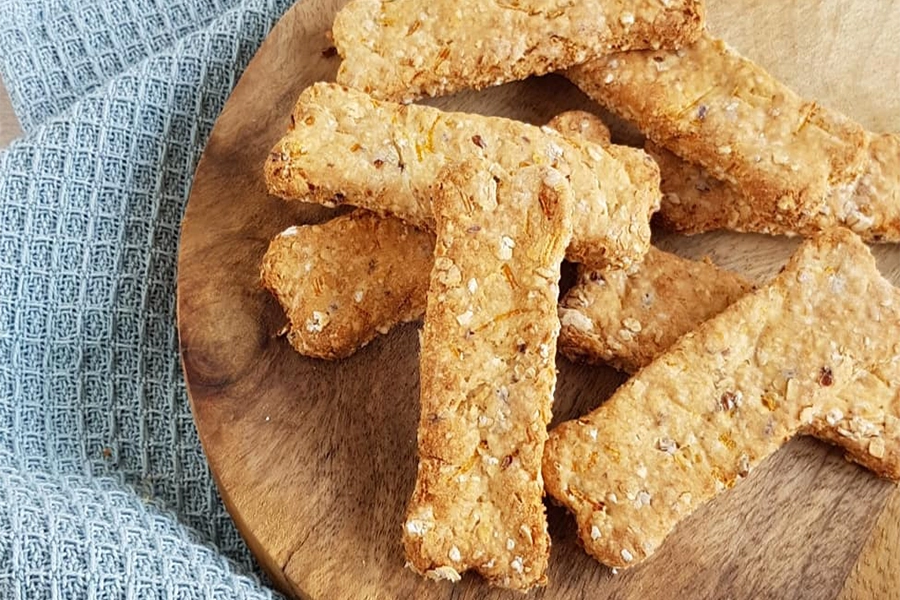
[544,229,900,569]
[260,111,609,362]
[262,209,900,483]
[646,141,751,235]
[546,110,611,148]
[567,33,900,242]
[558,247,753,373]
[333,0,705,103]
[404,164,572,590]
[260,210,434,359]
[650,135,900,242]
[837,132,900,241]
[264,82,660,270]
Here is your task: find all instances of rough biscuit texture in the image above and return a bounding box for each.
[546,110,611,148]
[260,210,433,359]
[839,132,900,241]
[404,165,573,591]
[259,111,606,362]
[264,82,660,270]
[558,247,753,373]
[333,0,705,103]
[544,229,900,569]
[650,134,900,242]
[559,245,900,476]
[567,33,900,240]
[263,210,900,481]
[646,141,750,234]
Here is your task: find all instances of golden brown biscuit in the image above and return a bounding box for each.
[558,247,753,373]
[650,135,900,241]
[544,228,900,569]
[260,210,434,359]
[264,210,900,481]
[645,141,751,235]
[567,33,900,242]
[559,243,900,480]
[259,111,607,361]
[546,110,611,148]
[333,0,705,103]
[839,132,900,241]
[404,164,573,590]
[264,82,660,270]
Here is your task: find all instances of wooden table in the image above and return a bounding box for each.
[0,55,897,597]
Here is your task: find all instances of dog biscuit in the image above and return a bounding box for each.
[263,211,900,480]
[260,210,434,359]
[404,164,572,590]
[559,246,900,477]
[646,141,752,234]
[558,247,753,373]
[546,110,611,148]
[544,228,900,569]
[264,82,660,270]
[566,33,900,242]
[333,0,705,103]
[837,132,900,241]
[259,111,607,361]
[650,134,900,241]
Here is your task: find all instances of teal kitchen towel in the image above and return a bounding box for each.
[0,0,297,597]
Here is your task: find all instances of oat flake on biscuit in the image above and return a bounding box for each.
[332,0,705,103]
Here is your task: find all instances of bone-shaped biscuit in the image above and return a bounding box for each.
[332,0,705,103]
[567,33,900,242]
[260,210,435,359]
[264,82,660,270]
[559,248,900,478]
[558,247,753,373]
[260,111,612,359]
[262,110,900,480]
[650,134,900,242]
[403,164,572,590]
[263,214,900,481]
[543,228,900,569]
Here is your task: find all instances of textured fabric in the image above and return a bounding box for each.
[0,0,249,132]
[0,0,295,597]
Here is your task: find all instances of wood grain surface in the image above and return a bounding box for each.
[0,81,22,147]
[172,2,900,598]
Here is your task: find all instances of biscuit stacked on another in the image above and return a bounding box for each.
[259,0,900,591]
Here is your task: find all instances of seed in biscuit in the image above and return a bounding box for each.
[264,82,659,271]
[260,210,434,360]
[332,0,706,103]
[404,164,573,590]
[544,228,900,570]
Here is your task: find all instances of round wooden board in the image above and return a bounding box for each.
[177,1,900,598]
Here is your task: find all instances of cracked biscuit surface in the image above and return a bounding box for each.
[333,0,705,103]
[403,164,572,591]
[544,228,900,569]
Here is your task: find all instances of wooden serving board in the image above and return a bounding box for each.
[176,1,900,598]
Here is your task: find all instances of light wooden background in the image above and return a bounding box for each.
[0,52,898,597]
